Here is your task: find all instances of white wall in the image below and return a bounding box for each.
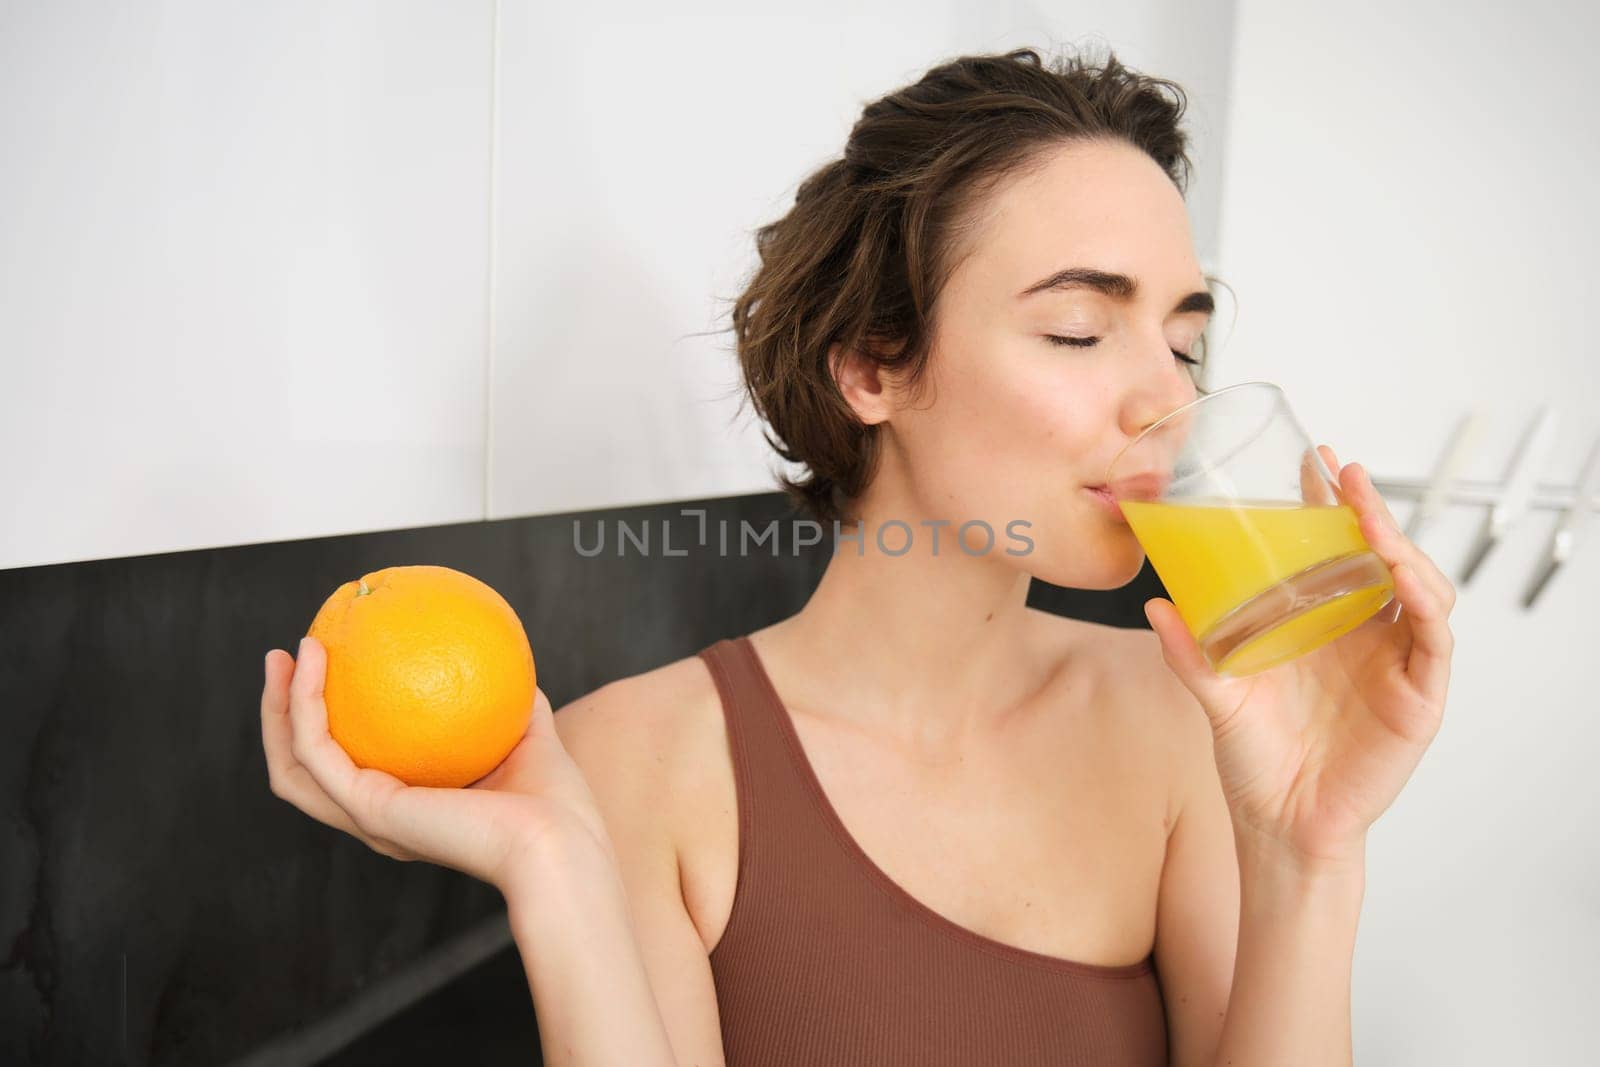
[487,0,1241,519]
[0,0,1237,569]
[0,1,495,570]
[1215,1,1597,1060]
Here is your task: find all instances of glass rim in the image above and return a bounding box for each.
[1103,379,1286,487]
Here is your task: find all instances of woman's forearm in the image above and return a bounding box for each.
[1212,826,1366,1066]
[504,835,678,1067]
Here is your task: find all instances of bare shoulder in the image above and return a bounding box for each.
[1027,610,1213,824]
[1114,624,1219,830]
[549,653,735,1062]
[1114,623,1211,739]
[1025,607,1180,709]
[551,648,726,848]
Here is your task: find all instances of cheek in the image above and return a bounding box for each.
[1003,360,1107,463]
[889,364,1006,513]
[908,353,1103,514]
[919,354,1034,462]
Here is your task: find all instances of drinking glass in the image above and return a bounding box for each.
[1104,381,1398,677]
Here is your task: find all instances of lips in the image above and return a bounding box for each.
[1083,484,1129,523]
[1100,471,1169,503]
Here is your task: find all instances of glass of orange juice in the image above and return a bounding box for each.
[1105,381,1398,677]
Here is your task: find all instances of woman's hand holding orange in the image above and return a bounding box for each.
[260,636,612,896]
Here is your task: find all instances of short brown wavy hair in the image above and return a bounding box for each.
[724,46,1204,527]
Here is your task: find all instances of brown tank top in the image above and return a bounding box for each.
[695,634,1169,1066]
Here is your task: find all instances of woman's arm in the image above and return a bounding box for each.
[528,675,730,1067]
[1146,450,1454,1066]
[262,643,726,1067]
[505,832,681,1067]
[1213,827,1364,1065]
[1152,694,1365,1067]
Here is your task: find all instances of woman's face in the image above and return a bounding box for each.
[865,137,1211,590]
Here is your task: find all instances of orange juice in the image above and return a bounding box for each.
[1119,497,1396,676]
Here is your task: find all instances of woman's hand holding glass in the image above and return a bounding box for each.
[1142,444,1457,867]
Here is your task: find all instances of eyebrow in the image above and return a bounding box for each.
[1018,267,1215,318]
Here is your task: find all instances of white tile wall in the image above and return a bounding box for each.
[0,1,494,569]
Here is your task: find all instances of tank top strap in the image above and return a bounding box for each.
[695,634,833,866]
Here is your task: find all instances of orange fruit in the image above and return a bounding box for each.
[305,565,536,788]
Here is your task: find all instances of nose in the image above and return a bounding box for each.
[1120,357,1198,441]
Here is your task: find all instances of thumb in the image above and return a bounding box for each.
[527,686,558,743]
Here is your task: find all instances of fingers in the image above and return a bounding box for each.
[469,687,552,793]
[1143,597,1237,728]
[1301,445,1341,506]
[530,685,556,738]
[276,638,413,859]
[1385,557,1455,701]
[261,649,362,837]
[1336,460,1457,697]
[1319,445,1342,496]
[1340,460,1456,613]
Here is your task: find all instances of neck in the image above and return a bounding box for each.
[764,484,1058,746]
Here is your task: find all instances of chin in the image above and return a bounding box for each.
[1021,525,1147,590]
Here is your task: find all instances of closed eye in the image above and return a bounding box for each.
[1045,334,1201,366]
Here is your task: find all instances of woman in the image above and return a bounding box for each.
[261,47,1454,1065]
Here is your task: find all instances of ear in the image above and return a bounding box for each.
[829,340,894,426]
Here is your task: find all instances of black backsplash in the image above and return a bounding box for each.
[0,491,1163,1066]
